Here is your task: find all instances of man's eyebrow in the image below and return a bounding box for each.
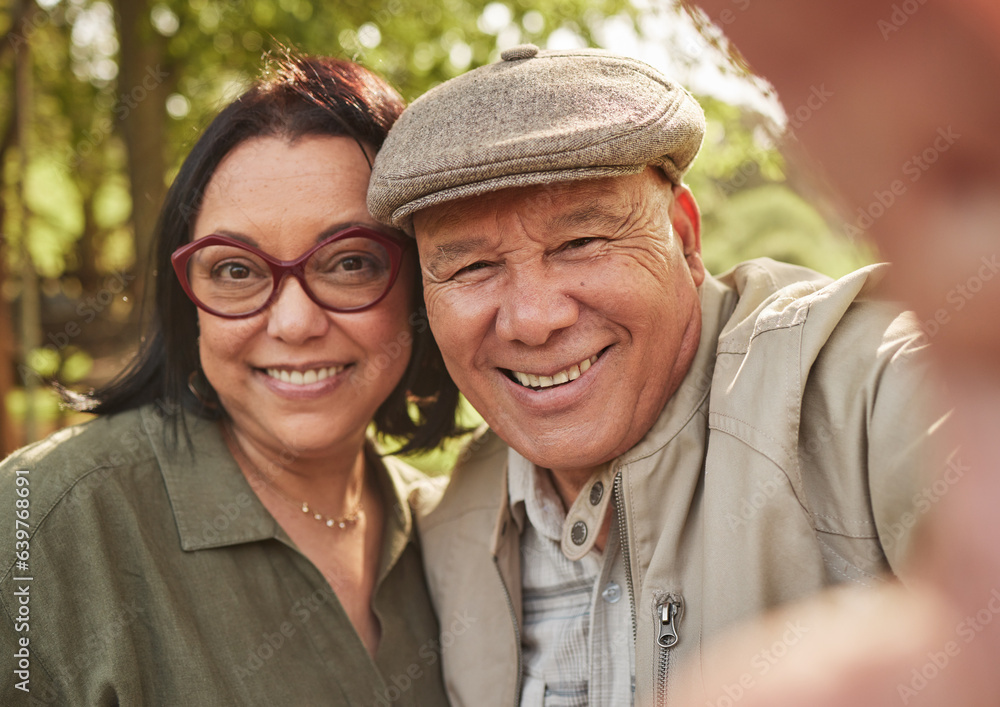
[548,202,628,235]
[425,238,490,274]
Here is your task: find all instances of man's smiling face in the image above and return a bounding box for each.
[414,169,706,476]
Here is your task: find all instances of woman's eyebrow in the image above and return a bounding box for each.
[315,221,380,243]
[209,230,259,247]
[210,222,388,249]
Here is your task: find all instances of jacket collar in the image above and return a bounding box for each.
[619,273,736,465]
[377,453,419,580]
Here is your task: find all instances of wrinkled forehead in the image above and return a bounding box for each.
[411,169,673,242]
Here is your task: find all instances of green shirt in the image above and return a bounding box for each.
[1,404,449,706]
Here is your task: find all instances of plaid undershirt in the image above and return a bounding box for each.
[508,451,635,707]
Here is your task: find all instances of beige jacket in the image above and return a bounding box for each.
[416,259,952,707]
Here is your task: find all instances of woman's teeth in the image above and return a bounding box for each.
[265,365,345,385]
[511,354,599,389]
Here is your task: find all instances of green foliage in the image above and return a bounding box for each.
[92,176,131,229]
[686,95,874,277]
[5,387,64,424]
[60,348,95,383]
[22,158,84,277]
[2,0,875,455]
[391,397,485,476]
[702,184,875,277]
[26,347,61,379]
[152,0,634,163]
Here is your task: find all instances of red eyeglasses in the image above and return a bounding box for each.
[171,226,410,318]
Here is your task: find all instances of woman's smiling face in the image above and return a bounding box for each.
[191,135,415,459]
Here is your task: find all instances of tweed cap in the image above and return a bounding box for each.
[368,45,706,235]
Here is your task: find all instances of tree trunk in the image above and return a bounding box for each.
[0,31,19,454]
[9,0,43,449]
[0,258,17,457]
[109,0,171,325]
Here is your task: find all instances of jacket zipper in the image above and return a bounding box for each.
[615,469,685,705]
[613,470,637,646]
[493,556,523,705]
[655,597,683,707]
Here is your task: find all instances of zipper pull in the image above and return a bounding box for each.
[656,599,681,648]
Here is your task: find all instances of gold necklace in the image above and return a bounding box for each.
[224,424,364,530]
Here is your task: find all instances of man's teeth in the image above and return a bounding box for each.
[512,355,598,389]
[265,365,345,385]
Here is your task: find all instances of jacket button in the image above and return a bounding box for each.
[589,481,604,506]
[571,521,588,545]
[601,582,622,604]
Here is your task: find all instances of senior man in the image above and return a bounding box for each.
[369,46,950,706]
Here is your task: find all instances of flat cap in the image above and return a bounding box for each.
[368,45,706,235]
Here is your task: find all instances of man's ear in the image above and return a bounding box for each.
[669,184,705,286]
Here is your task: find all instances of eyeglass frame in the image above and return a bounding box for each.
[170,226,411,319]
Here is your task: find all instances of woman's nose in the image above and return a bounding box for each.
[265,275,331,344]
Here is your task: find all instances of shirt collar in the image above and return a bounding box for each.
[508,449,618,561]
[142,406,278,551]
[507,449,563,542]
[143,406,415,556]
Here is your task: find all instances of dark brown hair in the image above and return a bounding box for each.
[78,53,463,454]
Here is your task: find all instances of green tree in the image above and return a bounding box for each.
[0,0,872,456]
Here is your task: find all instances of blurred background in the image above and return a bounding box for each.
[0,0,875,463]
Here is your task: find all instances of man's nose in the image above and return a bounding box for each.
[495,269,579,347]
[266,275,331,344]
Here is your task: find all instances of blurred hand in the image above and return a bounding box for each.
[676,2,1000,705]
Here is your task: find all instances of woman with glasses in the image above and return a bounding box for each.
[0,55,459,705]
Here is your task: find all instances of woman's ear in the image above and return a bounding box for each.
[670,184,706,286]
